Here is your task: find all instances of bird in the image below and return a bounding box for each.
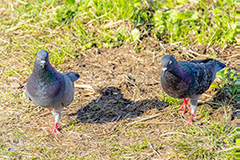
[160,54,225,125]
[26,50,80,133]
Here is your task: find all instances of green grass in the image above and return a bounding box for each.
[216,68,237,91]
[1,0,235,66]
[164,122,235,159]
[161,92,180,106]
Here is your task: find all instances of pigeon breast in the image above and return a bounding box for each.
[26,69,65,108]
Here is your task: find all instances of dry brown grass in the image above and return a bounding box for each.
[0,39,236,159]
[0,0,236,159]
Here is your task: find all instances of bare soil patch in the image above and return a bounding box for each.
[1,39,236,159]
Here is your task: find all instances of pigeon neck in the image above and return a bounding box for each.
[169,63,186,77]
[167,61,178,73]
[33,62,58,79]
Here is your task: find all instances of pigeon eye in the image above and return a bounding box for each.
[37,55,39,59]
[168,60,172,65]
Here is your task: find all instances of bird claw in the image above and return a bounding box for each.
[46,128,61,134]
[182,114,194,125]
[182,120,193,125]
[182,122,190,125]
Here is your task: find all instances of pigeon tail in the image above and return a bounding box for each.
[64,72,80,83]
[214,60,226,72]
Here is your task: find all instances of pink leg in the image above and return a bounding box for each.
[47,123,61,133]
[183,113,194,125]
[178,98,191,115]
[46,109,61,133]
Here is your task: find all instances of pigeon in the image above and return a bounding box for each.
[26,50,79,133]
[160,55,225,125]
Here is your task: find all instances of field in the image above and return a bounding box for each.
[0,0,237,159]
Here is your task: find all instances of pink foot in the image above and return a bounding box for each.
[183,113,194,125]
[178,98,191,115]
[47,123,61,133]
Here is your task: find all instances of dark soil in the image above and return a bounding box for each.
[12,39,236,159]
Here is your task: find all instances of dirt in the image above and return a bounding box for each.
[2,39,236,159]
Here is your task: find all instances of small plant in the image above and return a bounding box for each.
[212,68,237,104]
[216,68,237,89]
[66,119,78,131]
[161,91,180,106]
[129,140,148,151]
[125,130,137,137]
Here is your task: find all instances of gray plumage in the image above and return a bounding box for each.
[26,50,79,133]
[160,55,225,124]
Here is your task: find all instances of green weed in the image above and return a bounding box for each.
[161,91,180,106]
[216,68,237,89]
[165,122,234,159]
[128,140,148,151]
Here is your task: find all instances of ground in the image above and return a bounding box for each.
[0,39,236,159]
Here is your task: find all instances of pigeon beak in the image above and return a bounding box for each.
[162,67,167,75]
[40,60,46,68]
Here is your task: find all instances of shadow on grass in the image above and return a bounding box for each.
[67,81,235,125]
[67,86,168,124]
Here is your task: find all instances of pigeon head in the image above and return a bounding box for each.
[36,50,49,69]
[161,55,177,75]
